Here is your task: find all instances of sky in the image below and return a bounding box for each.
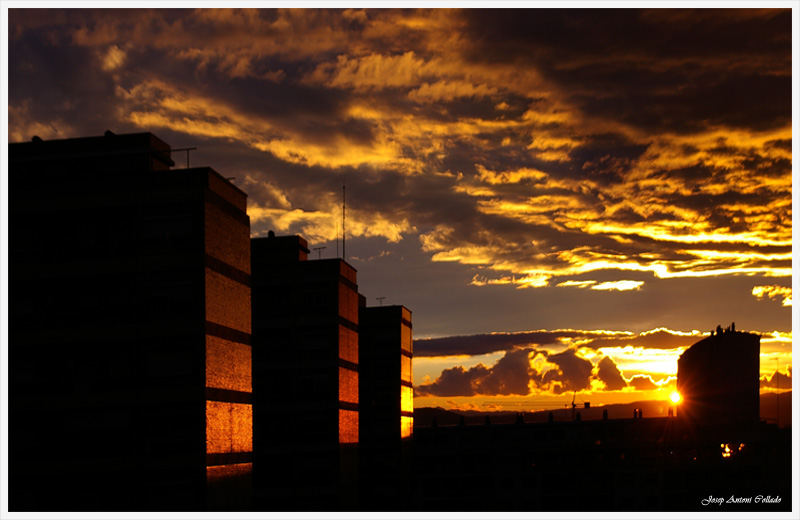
[6,7,794,413]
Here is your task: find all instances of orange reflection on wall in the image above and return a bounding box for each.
[205,201,250,273]
[401,385,413,414]
[206,336,252,393]
[338,282,359,324]
[339,325,358,364]
[401,416,413,438]
[401,323,412,352]
[205,268,251,333]
[206,401,253,454]
[339,409,358,444]
[207,462,253,482]
[401,354,412,383]
[339,366,358,403]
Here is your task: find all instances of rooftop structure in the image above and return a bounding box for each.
[358,302,414,508]
[9,132,253,510]
[250,234,359,510]
[677,323,760,426]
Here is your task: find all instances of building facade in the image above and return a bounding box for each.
[250,234,359,510]
[677,324,760,426]
[358,303,414,508]
[359,303,414,440]
[9,132,253,510]
[411,416,790,511]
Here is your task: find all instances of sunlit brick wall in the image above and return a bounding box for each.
[205,201,250,273]
[202,170,253,508]
[400,310,413,438]
[339,325,358,365]
[339,409,359,444]
[206,401,253,454]
[205,269,251,333]
[206,336,251,393]
[339,366,359,403]
[338,265,359,445]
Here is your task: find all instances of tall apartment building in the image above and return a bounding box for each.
[358,302,414,508]
[677,324,760,426]
[9,132,253,510]
[250,234,359,510]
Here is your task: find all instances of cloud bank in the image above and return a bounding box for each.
[8,8,792,294]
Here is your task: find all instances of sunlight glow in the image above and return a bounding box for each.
[590,280,644,292]
[598,346,685,376]
[752,285,792,307]
[669,391,681,404]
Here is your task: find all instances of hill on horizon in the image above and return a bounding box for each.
[414,391,792,428]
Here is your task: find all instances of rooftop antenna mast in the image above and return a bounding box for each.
[342,184,346,261]
[776,357,780,426]
[172,146,197,168]
[376,296,387,306]
[571,391,577,421]
[312,246,327,260]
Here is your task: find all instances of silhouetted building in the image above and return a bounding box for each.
[677,324,760,426]
[358,302,414,508]
[411,416,790,511]
[9,132,253,511]
[250,234,359,510]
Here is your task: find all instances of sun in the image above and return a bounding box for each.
[669,391,682,404]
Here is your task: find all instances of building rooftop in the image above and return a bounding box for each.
[10,131,175,168]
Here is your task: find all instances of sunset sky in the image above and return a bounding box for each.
[6,8,794,413]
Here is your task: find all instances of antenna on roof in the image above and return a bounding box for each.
[776,357,780,426]
[172,146,197,168]
[376,296,386,306]
[342,184,346,261]
[313,246,327,260]
[571,391,577,421]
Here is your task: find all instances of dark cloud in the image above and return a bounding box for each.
[672,189,783,217]
[653,162,721,183]
[474,349,537,395]
[569,133,650,183]
[543,349,593,394]
[628,375,658,391]
[740,154,792,179]
[608,206,647,224]
[764,138,791,152]
[760,368,791,389]
[582,329,704,350]
[415,364,490,397]
[596,356,627,391]
[416,327,704,358]
[458,9,791,133]
[416,347,612,397]
[569,70,790,134]
[7,8,791,353]
[9,29,120,139]
[415,330,571,357]
[416,348,539,397]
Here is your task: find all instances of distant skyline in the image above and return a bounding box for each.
[6,7,794,411]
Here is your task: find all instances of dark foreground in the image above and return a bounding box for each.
[10,415,791,512]
[403,416,791,512]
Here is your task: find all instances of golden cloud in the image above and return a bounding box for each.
[590,280,644,292]
[407,80,498,102]
[249,201,412,244]
[20,8,789,297]
[101,44,126,71]
[752,285,792,307]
